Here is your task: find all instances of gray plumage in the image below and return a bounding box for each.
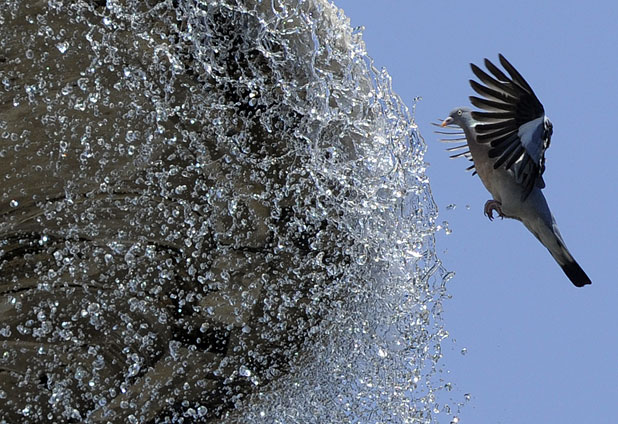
[439,54,591,287]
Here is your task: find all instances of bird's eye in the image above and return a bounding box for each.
[457,110,462,116]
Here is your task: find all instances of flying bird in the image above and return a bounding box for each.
[437,54,591,287]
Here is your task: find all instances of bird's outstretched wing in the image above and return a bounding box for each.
[469,54,552,200]
[432,121,477,175]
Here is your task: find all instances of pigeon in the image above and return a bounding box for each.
[438,54,591,287]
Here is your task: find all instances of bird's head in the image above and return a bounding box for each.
[441,107,473,128]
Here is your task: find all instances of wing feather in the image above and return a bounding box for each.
[469,55,551,200]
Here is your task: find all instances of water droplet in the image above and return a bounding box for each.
[87,302,100,314]
[127,363,140,377]
[56,42,69,54]
[9,199,18,208]
[239,366,252,377]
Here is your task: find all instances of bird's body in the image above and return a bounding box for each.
[456,116,536,218]
[440,55,591,287]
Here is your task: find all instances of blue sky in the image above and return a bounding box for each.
[334,1,618,423]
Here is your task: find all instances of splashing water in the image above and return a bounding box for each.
[0,0,459,422]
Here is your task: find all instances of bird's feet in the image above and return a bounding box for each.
[484,200,505,221]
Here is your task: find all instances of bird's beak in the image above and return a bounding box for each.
[440,117,453,127]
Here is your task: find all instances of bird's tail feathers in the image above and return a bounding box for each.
[545,226,591,287]
[560,260,592,287]
[526,217,591,287]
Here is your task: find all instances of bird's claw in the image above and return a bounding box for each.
[484,200,505,221]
